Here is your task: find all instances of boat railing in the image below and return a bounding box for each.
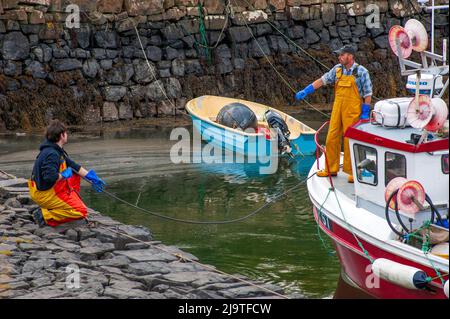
[314,121,334,189]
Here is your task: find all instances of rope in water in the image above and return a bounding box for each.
[99,172,316,225]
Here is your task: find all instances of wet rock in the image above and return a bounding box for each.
[102,86,127,102]
[18,243,45,251]
[22,259,56,273]
[114,248,177,263]
[73,25,91,49]
[4,198,21,208]
[89,255,131,268]
[161,24,184,41]
[124,242,149,250]
[133,60,158,83]
[65,229,78,242]
[374,35,389,49]
[249,37,271,58]
[228,26,251,43]
[163,77,182,99]
[127,262,171,276]
[52,59,83,72]
[105,64,134,84]
[25,61,47,79]
[145,80,166,101]
[1,31,30,60]
[52,239,80,252]
[82,59,100,78]
[95,31,118,49]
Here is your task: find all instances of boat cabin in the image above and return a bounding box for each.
[346,120,449,218]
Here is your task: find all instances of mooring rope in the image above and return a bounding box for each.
[98,172,316,225]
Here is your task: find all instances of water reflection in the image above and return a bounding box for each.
[0,126,340,298]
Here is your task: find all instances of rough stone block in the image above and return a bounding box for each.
[232,10,268,25]
[102,101,119,121]
[28,10,45,24]
[97,0,124,13]
[289,6,309,21]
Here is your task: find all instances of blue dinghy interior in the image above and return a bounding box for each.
[185,95,317,157]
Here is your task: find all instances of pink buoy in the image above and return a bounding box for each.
[406,95,433,129]
[425,98,449,132]
[389,25,413,58]
[385,177,407,210]
[397,180,426,214]
[404,19,428,52]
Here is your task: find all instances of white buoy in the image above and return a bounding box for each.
[445,280,449,298]
[372,258,428,290]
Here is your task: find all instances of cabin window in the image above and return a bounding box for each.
[443,154,449,174]
[385,152,407,185]
[353,144,378,186]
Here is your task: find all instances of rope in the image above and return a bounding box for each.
[194,1,230,50]
[98,224,288,299]
[133,24,178,112]
[231,0,330,119]
[331,189,374,263]
[99,172,316,225]
[236,0,383,103]
[316,188,336,256]
[197,2,212,63]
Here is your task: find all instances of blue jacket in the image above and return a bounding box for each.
[31,140,81,191]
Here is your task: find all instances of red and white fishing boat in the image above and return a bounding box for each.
[307,1,449,299]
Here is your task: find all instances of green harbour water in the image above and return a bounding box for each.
[0,120,341,298]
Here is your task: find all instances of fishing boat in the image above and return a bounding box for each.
[308,3,449,299]
[185,95,316,158]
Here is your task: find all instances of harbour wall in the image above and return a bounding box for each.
[0,0,448,130]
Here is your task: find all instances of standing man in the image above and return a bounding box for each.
[28,120,106,227]
[295,45,373,183]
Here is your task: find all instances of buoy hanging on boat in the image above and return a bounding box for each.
[397,180,426,214]
[372,258,429,290]
[444,280,449,298]
[389,19,428,58]
[404,19,428,52]
[385,177,408,210]
[406,95,433,129]
[389,25,413,58]
[424,98,449,132]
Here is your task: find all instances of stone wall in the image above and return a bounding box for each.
[0,0,448,130]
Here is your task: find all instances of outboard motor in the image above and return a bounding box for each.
[264,110,293,157]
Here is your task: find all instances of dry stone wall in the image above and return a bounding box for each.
[0,0,448,130]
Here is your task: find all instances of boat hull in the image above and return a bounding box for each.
[312,206,447,299]
[191,115,316,158]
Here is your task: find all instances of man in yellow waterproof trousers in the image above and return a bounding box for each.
[28,120,106,227]
[295,45,373,183]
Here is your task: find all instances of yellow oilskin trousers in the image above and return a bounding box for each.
[325,67,362,175]
[28,161,87,227]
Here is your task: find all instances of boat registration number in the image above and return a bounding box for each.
[318,210,332,231]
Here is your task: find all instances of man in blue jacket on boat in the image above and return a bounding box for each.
[295,45,373,183]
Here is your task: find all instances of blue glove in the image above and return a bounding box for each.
[360,103,371,120]
[85,170,106,193]
[295,84,315,100]
[60,168,73,179]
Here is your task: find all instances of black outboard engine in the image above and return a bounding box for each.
[264,110,293,157]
